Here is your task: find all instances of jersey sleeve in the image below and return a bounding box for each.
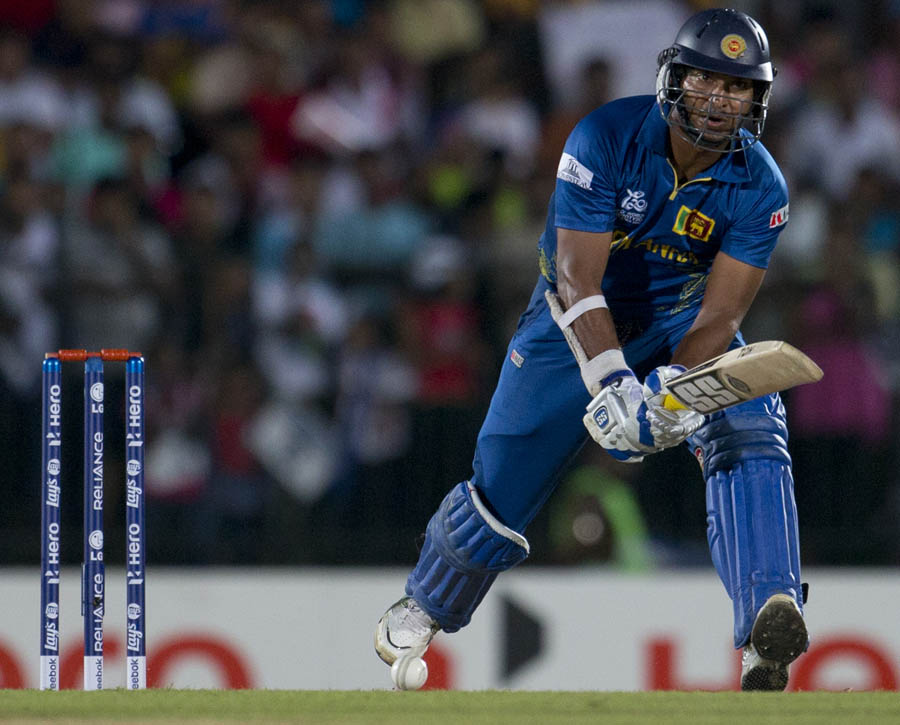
[553,113,619,233]
[719,175,789,269]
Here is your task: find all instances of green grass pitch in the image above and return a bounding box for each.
[2,690,900,724]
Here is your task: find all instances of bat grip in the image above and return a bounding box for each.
[662,393,687,411]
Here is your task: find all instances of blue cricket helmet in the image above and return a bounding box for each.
[656,8,776,152]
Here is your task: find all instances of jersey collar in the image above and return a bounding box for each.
[639,102,753,184]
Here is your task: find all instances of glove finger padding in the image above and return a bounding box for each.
[646,405,705,447]
[643,365,706,448]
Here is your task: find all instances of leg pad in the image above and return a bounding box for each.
[706,459,804,647]
[692,395,804,648]
[406,481,529,632]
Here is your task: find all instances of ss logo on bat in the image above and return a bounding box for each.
[669,374,741,413]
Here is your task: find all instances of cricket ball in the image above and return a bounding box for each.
[390,656,428,690]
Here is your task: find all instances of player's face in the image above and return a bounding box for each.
[680,69,755,146]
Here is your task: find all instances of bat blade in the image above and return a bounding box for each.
[662,341,823,414]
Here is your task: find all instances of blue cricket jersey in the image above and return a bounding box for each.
[538,95,789,323]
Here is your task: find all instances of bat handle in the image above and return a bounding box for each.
[662,393,687,411]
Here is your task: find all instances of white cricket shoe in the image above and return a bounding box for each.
[740,593,807,691]
[374,596,440,666]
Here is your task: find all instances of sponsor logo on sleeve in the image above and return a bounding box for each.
[769,203,789,228]
[557,153,593,189]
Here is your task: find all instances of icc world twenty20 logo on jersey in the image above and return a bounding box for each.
[617,189,647,224]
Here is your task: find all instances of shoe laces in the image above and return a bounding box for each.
[400,598,436,634]
[390,599,437,642]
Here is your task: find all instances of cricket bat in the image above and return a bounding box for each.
[662,340,823,414]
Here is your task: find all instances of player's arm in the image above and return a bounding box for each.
[554,226,651,462]
[671,251,766,368]
[555,227,620,360]
[552,227,703,461]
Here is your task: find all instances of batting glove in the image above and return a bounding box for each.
[583,371,657,463]
[642,365,706,447]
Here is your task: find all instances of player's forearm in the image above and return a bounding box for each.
[670,315,740,369]
[556,279,621,359]
[671,252,765,368]
[556,227,622,359]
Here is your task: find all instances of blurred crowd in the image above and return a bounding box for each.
[1,0,899,569]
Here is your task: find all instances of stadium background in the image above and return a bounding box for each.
[0,0,898,579]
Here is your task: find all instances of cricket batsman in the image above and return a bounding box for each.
[375,7,807,691]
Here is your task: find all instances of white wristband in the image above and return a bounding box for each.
[556,294,608,329]
[581,348,629,395]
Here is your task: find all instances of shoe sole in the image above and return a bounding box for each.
[741,661,789,692]
[750,594,807,665]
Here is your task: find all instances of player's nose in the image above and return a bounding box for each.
[710,86,738,110]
